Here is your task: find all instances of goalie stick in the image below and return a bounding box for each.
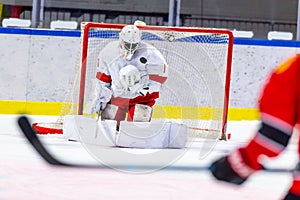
[17,115,295,173]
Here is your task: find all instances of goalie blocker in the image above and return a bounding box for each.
[63,115,187,149]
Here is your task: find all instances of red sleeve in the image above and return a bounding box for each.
[259,54,300,125]
[237,55,300,169]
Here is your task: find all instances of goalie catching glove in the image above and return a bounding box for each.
[119,65,149,96]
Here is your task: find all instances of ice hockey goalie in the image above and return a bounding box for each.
[71,23,187,149]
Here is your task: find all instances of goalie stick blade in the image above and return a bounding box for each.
[17,116,294,173]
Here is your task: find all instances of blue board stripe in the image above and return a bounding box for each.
[1,27,300,47]
[0,27,80,37]
[234,38,300,47]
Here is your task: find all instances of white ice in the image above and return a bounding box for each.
[0,114,298,200]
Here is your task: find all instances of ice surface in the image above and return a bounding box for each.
[0,114,298,200]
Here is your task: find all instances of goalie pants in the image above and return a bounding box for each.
[108,92,159,127]
[236,55,300,197]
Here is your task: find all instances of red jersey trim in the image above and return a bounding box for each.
[149,75,167,84]
[96,72,112,83]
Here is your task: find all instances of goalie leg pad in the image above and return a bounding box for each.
[129,104,153,122]
[62,115,117,146]
[116,121,187,149]
[169,122,188,148]
[63,115,80,141]
[101,104,119,120]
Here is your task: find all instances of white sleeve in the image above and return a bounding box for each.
[84,47,114,114]
[147,49,168,80]
[143,47,168,93]
[96,52,111,87]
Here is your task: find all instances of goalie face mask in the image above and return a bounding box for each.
[123,41,139,54]
[121,40,140,60]
[119,25,141,59]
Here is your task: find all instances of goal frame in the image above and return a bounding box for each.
[78,22,234,139]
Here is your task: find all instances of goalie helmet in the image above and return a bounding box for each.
[119,25,141,60]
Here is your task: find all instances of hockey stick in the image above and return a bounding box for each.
[17,115,294,173]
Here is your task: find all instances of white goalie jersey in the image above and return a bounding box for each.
[96,40,168,99]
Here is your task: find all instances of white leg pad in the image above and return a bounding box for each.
[116,121,187,149]
[63,115,80,141]
[133,104,153,122]
[62,115,117,146]
[168,122,188,148]
[102,104,119,120]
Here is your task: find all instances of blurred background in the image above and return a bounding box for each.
[0,0,298,40]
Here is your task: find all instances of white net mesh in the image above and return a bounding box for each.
[60,23,233,140]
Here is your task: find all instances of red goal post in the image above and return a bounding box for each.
[33,22,234,140]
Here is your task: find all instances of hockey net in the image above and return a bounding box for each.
[33,22,233,140]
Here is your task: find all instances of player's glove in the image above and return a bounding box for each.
[210,156,248,185]
[283,192,300,200]
[86,83,112,114]
[209,149,258,185]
